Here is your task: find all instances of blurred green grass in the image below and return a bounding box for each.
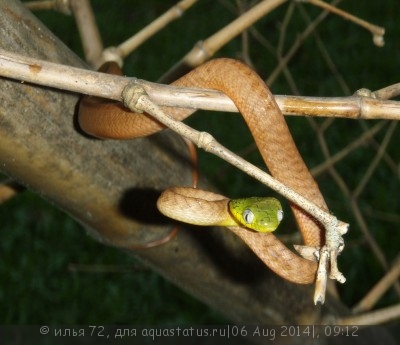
[1,0,399,324]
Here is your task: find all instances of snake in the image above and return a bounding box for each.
[158,187,283,233]
[78,58,329,284]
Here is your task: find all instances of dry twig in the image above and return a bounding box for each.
[302,0,385,46]
[353,258,400,313]
[24,0,71,14]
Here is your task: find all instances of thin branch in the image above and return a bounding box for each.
[25,0,54,11]
[24,0,71,14]
[0,49,126,100]
[337,303,400,325]
[159,0,287,82]
[70,0,103,68]
[364,207,400,224]
[276,2,295,57]
[297,0,351,95]
[144,79,400,120]
[353,257,400,313]
[302,0,385,46]
[116,0,199,60]
[267,0,339,85]
[350,197,389,273]
[311,122,387,177]
[236,0,254,67]
[188,0,287,63]
[373,83,400,100]
[353,121,397,199]
[0,49,399,121]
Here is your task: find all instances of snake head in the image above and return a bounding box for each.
[228,197,283,232]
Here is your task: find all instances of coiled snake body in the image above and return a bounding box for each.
[79,58,328,284]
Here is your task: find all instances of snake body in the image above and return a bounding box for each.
[79,58,328,284]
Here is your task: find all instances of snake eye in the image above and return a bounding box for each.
[243,209,254,224]
[277,209,284,222]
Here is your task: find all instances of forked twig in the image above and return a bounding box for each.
[267,0,339,86]
[370,83,400,100]
[267,0,386,86]
[69,0,198,68]
[160,0,287,82]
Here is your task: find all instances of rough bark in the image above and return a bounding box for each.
[0,2,395,344]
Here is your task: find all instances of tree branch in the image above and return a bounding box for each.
[0,48,399,120]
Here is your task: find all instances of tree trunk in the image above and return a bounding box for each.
[1,1,394,344]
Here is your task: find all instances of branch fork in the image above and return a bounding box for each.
[295,220,346,304]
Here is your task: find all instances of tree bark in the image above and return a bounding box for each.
[1,2,395,344]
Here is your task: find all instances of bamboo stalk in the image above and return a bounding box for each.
[0,49,399,120]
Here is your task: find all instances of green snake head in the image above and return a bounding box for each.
[228,197,283,232]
